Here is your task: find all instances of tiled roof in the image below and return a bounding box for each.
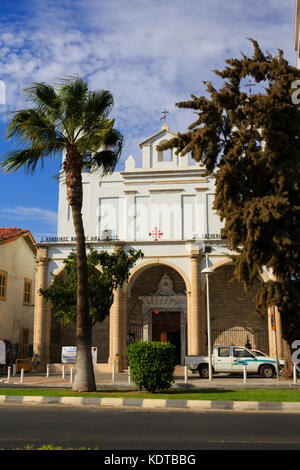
[0,228,29,242]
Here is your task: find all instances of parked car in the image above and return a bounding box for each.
[185,345,280,378]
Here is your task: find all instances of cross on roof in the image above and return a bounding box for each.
[245,82,256,95]
[160,109,169,123]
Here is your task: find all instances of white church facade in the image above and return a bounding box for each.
[33,123,283,371]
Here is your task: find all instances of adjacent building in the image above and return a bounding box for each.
[0,228,36,361]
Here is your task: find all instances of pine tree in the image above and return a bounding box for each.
[158,40,300,378]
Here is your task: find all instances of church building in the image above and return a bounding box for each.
[34,123,282,371]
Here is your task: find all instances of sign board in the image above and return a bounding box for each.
[61,346,97,364]
[0,340,6,364]
[61,346,77,363]
[91,347,97,364]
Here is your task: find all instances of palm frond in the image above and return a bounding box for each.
[2,76,123,178]
[88,128,124,174]
[75,118,114,152]
[1,142,63,174]
[23,83,62,121]
[6,108,65,147]
[74,90,114,139]
[57,77,89,140]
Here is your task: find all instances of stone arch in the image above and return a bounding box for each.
[202,260,269,353]
[127,259,189,364]
[128,259,191,296]
[50,264,66,282]
[200,257,270,292]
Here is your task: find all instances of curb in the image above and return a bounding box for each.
[1,395,300,412]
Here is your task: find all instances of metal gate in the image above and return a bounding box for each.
[127,323,143,345]
[206,328,269,354]
[50,322,110,363]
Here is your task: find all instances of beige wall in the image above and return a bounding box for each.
[0,237,36,348]
[207,264,269,353]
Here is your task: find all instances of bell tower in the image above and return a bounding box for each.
[138,124,189,170]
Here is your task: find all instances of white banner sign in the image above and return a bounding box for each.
[61,346,97,364]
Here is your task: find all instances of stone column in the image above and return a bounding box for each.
[200,287,208,355]
[121,283,128,369]
[33,247,50,369]
[188,254,202,355]
[109,285,123,372]
[186,290,192,354]
[268,305,283,359]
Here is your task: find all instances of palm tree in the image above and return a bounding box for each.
[1,78,123,392]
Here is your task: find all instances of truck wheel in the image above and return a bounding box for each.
[260,365,274,378]
[198,365,209,378]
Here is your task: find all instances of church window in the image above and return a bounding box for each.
[23,279,32,305]
[0,271,7,300]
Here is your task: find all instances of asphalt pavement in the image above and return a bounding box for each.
[1,405,300,450]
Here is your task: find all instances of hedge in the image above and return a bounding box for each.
[127,341,176,393]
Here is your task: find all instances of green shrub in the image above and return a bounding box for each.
[127,341,176,393]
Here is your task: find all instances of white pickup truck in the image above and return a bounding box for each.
[185,345,280,378]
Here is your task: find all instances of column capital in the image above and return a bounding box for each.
[113,242,125,253]
[36,257,49,265]
[189,253,202,261]
[36,246,48,261]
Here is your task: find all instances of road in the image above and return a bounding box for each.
[1,405,300,450]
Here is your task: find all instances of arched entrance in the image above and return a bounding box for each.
[127,262,188,364]
[203,262,269,353]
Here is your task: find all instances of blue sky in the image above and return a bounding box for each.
[0,0,296,241]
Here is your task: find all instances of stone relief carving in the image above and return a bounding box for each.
[155,274,175,296]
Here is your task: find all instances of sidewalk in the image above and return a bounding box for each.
[0,366,299,390]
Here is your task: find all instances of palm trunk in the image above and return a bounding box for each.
[71,204,96,391]
[64,144,96,392]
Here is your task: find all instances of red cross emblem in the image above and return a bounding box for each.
[149,227,163,241]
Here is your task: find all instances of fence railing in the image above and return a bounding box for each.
[206,328,269,354]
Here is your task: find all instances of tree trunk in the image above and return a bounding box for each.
[64,144,96,392]
[280,312,293,380]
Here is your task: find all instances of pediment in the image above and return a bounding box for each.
[139,125,177,149]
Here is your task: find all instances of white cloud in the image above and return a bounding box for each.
[0,0,296,167]
[1,206,57,228]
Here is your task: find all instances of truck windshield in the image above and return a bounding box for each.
[252,350,266,357]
